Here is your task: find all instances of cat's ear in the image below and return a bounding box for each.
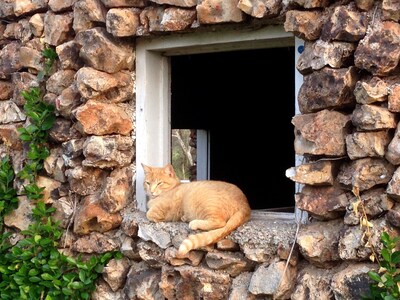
[142,163,151,173]
[164,164,176,177]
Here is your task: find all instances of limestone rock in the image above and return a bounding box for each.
[297,219,344,268]
[75,67,134,103]
[66,166,108,196]
[298,66,358,113]
[286,160,338,186]
[320,4,368,42]
[75,27,135,73]
[346,130,391,160]
[292,109,350,156]
[284,10,325,41]
[337,158,395,191]
[73,194,122,234]
[354,21,400,76]
[0,101,26,124]
[82,135,134,168]
[295,185,351,220]
[44,11,74,46]
[296,40,356,74]
[197,0,245,24]
[75,101,133,136]
[351,104,397,131]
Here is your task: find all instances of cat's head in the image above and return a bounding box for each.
[142,163,181,198]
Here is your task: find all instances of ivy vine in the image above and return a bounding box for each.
[0,47,120,300]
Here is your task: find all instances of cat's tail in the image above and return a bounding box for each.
[177,210,250,257]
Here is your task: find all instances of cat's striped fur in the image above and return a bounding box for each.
[142,163,251,257]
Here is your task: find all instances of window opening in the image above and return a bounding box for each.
[135,26,300,214]
[171,48,295,210]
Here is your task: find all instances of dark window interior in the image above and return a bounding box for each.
[171,47,295,210]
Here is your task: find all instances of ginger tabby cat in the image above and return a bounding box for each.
[142,163,251,257]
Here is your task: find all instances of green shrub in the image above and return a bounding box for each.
[363,232,400,300]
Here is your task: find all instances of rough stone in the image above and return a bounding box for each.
[346,130,391,160]
[297,219,344,268]
[354,21,400,76]
[75,27,135,73]
[337,157,395,191]
[286,160,338,186]
[320,4,368,42]
[82,135,134,168]
[73,194,123,234]
[296,40,356,74]
[284,10,325,41]
[298,66,358,113]
[75,101,134,136]
[296,185,351,220]
[351,104,398,131]
[197,0,245,24]
[292,109,351,156]
[75,67,134,103]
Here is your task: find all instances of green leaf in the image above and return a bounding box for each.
[41,273,54,280]
[29,276,41,283]
[368,271,382,283]
[28,269,39,276]
[70,281,84,290]
[391,251,400,264]
[382,248,391,262]
[62,287,73,296]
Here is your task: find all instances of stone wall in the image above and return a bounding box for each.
[1,0,400,299]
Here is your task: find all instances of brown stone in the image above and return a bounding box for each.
[284,10,325,41]
[72,231,120,253]
[238,0,281,18]
[296,185,351,220]
[100,0,148,7]
[344,188,394,225]
[330,263,376,299]
[197,0,245,24]
[0,124,23,150]
[99,166,133,212]
[75,101,133,136]
[75,67,134,103]
[386,166,400,200]
[44,11,74,46]
[82,135,134,168]
[0,81,13,100]
[292,109,351,156]
[66,166,109,196]
[296,40,356,74]
[205,251,255,277]
[297,219,344,268]
[161,7,196,31]
[320,4,368,42]
[354,21,400,76]
[55,41,84,70]
[346,130,391,160]
[75,27,135,73]
[354,76,388,104]
[73,194,123,234]
[298,66,358,113]
[351,104,398,131]
[337,158,395,191]
[382,0,400,22]
[46,69,76,95]
[286,160,338,186]
[106,8,141,37]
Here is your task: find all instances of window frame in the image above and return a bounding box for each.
[135,25,303,219]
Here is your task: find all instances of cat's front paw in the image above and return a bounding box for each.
[188,220,199,230]
[146,210,164,222]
